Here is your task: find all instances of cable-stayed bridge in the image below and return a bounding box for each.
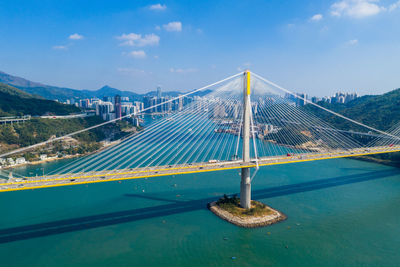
[1,71,400,208]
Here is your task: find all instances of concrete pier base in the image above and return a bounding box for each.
[208,201,287,228]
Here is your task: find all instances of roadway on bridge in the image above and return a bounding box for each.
[1,146,399,192]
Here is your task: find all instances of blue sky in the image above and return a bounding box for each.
[0,0,399,96]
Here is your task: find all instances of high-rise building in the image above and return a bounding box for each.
[166,98,172,112]
[96,102,114,120]
[115,95,122,119]
[143,96,157,113]
[103,96,113,102]
[91,98,101,108]
[79,99,90,108]
[178,95,183,111]
[133,117,140,127]
[157,86,162,99]
[311,96,320,103]
[296,93,307,106]
[157,96,166,113]
[134,101,144,113]
[121,103,137,116]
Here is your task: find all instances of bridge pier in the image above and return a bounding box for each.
[240,70,252,209]
[240,167,251,209]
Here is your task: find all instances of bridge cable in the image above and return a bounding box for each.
[0,72,243,159]
[252,72,400,140]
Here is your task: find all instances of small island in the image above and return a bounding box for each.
[208,195,286,228]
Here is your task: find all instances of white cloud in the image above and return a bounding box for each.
[118,68,146,75]
[389,0,400,11]
[128,50,146,58]
[69,33,84,40]
[163,21,182,32]
[149,4,166,11]
[155,25,161,30]
[117,33,160,47]
[169,68,197,73]
[52,45,68,50]
[330,0,385,18]
[310,14,323,21]
[347,39,359,45]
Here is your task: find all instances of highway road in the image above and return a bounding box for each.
[1,145,399,192]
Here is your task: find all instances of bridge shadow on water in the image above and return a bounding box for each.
[0,169,398,244]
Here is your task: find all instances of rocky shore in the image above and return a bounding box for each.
[208,201,287,228]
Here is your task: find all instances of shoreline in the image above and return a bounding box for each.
[0,139,122,171]
[208,201,287,228]
[0,154,81,170]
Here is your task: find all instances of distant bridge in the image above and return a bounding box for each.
[0,115,31,124]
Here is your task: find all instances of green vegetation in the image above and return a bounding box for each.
[0,82,33,98]
[0,116,102,147]
[0,81,137,163]
[303,88,400,133]
[303,88,400,166]
[0,82,80,116]
[216,194,274,217]
[265,125,312,146]
[0,116,135,158]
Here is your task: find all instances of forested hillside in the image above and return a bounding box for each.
[0,117,131,147]
[303,88,400,132]
[0,83,80,116]
[303,88,400,166]
[0,117,135,160]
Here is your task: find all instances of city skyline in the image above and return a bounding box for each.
[1,0,400,97]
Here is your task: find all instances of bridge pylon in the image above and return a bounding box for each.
[240,70,251,209]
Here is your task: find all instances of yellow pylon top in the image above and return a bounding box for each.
[245,70,251,96]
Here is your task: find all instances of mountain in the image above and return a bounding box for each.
[0,71,204,102]
[0,71,92,101]
[0,71,141,101]
[20,86,90,101]
[84,85,141,100]
[0,71,46,88]
[0,83,80,116]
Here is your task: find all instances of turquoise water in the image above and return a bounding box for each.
[0,158,400,266]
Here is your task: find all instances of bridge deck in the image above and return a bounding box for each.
[1,146,399,192]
